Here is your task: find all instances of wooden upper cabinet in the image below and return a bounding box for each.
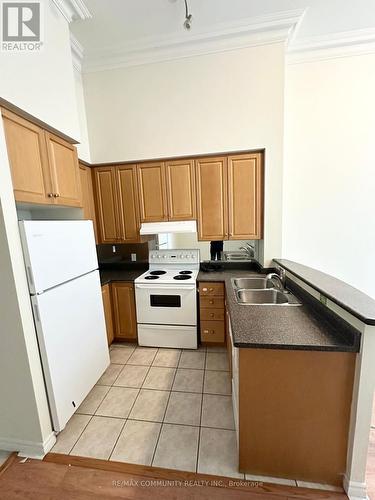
[111,282,137,341]
[166,159,196,221]
[195,157,228,241]
[2,109,52,204]
[45,132,82,207]
[2,108,82,208]
[137,162,168,222]
[93,167,119,243]
[79,163,98,241]
[116,165,140,242]
[228,153,263,239]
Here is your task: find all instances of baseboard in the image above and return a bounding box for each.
[343,475,368,500]
[0,431,56,459]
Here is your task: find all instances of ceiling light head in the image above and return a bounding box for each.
[183,0,192,30]
[184,13,192,30]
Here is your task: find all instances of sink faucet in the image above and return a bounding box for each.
[239,243,255,259]
[266,272,284,290]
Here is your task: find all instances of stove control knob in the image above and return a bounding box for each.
[163,255,167,259]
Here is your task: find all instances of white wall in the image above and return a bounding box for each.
[283,53,375,298]
[74,69,91,162]
[0,0,79,140]
[0,0,84,454]
[84,43,285,265]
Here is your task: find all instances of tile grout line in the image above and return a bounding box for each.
[150,349,183,467]
[107,346,160,461]
[66,414,94,455]
[195,347,207,473]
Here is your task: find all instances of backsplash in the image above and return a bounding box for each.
[97,241,156,264]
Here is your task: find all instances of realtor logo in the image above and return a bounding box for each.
[1,1,43,51]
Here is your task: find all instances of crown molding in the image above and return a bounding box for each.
[287,27,375,64]
[81,9,305,73]
[52,0,91,23]
[70,33,84,73]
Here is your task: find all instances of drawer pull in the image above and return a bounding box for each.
[209,288,214,292]
[209,300,214,304]
[202,288,208,292]
[210,313,214,317]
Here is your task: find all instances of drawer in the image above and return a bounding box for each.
[200,308,225,321]
[200,296,225,309]
[201,320,225,343]
[199,282,224,297]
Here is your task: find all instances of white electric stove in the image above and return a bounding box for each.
[135,249,200,349]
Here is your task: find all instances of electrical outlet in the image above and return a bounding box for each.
[320,294,327,306]
[131,253,137,262]
[112,245,116,253]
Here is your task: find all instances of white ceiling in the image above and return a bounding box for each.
[70,0,375,70]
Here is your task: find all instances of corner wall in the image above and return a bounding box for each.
[283,52,375,298]
[83,43,286,265]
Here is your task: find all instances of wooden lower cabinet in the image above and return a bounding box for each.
[101,284,114,346]
[111,282,137,341]
[199,281,225,344]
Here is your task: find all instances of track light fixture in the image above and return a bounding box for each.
[183,0,192,30]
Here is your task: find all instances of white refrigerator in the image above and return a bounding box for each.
[19,220,110,432]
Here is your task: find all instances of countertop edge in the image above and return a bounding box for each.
[274,259,375,326]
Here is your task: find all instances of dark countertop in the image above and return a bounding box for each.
[274,259,375,326]
[100,267,146,285]
[198,268,360,352]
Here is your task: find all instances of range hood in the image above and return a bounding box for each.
[140,220,197,235]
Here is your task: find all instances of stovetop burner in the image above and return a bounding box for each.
[149,270,166,276]
[145,275,159,280]
[173,275,192,280]
[179,270,193,275]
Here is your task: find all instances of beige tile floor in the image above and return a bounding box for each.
[51,343,244,478]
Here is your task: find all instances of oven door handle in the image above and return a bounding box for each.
[135,284,196,291]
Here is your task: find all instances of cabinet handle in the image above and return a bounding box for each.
[48,193,54,198]
[210,313,214,317]
[202,288,208,292]
[209,300,214,305]
[203,330,209,334]
[53,193,60,198]
[209,288,214,292]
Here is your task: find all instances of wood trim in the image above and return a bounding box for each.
[83,148,265,168]
[43,453,346,499]
[0,452,17,478]
[0,98,78,144]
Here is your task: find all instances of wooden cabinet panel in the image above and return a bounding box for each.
[45,132,82,207]
[200,321,225,343]
[2,109,52,204]
[79,164,98,242]
[228,153,263,239]
[137,162,168,222]
[200,297,225,309]
[199,282,225,297]
[101,284,114,346]
[93,167,119,243]
[112,282,137,341]
[117,165,140,242]
[195,157,227,240]
[166,159,196,220]
[200,309,225,321]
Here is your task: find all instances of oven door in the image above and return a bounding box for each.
[135,283,197,326]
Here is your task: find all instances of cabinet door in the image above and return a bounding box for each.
[228,153,263,239]
[2,109,52,204]
[112,282,137,341]
[101,284,114,346]
[117,165,141,242]
[137,162,168,222]
[165,159,196,220]
[93,167,120,243]
[45,132,82,207]
[195,157,228,240]
[79,164,98,242]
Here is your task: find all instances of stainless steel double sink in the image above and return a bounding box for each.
[232,277,302,306]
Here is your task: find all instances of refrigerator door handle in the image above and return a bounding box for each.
[33,303,40,323]
[27,266,34,286]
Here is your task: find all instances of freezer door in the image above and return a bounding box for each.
[32,270,109,431]
[19,220,98,294]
